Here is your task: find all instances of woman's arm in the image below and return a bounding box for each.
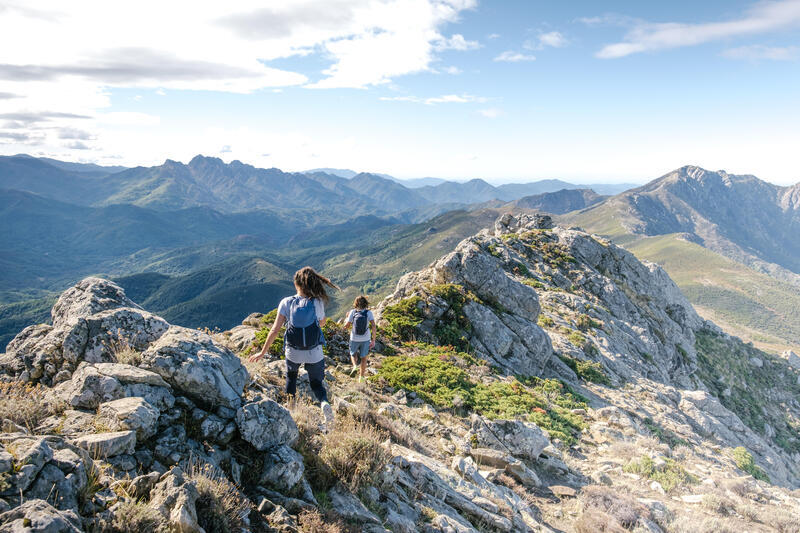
[249,314,286,362]
[369,319,377,348]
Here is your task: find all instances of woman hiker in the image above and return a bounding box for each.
[249,266,338,430]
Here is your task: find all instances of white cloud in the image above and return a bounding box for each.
[435,33,481,51]
[596,0,800,58]
[487,33,500,39]
[493,50,536,62]
[722,44,799,60]
[478,108,503,118]
[0,0,477,155]
[526,31,569,50]
[443,66,462,74]
[380,93,488,105]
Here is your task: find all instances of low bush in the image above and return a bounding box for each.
[732,447,769,482]
[558,354,610,385]
[374,345,587,443]
[580,485,649,528]
[381,296,423,341]
[623,455,696,493]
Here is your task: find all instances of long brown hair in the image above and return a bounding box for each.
[294,266,339,304]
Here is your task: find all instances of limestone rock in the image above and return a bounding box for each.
[72,430,136,458]
[236,400,298,451]
[0,499,81,533]
[141,326,247,410]
[328,483,380,524]
[2,438,53,495]
[260,445,305,491]
[470,415,550,461]
[98,397,160,440]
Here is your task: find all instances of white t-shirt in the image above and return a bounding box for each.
[345,309,375,342]
[277,295,325,364]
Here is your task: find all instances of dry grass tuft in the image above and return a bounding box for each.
[105,331,143,366]
[100,500,167,533]
[317,415,390,492]
[668,515,741,533]
[574,507,627,533]
[0,381,66,432]
[185,461,251,533]
[580,485,650,528]
[298,509,360,533]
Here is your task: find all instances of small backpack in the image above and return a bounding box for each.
[353,309,369,336]
[284,297,324,350]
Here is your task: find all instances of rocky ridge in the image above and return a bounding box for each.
[0,215,798,531]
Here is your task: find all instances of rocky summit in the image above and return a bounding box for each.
[0,214,798,532]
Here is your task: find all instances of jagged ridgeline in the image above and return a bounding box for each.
[0,214,799,532]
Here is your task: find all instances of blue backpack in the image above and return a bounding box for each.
[284,297,324,350]
[353,309,369,336]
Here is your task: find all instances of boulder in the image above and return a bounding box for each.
[470,415,550,461]
[141,326,247,410]
[150,467,204,533]
[328,483,381,524]
[72,430,136,458]
[260,445,305,491]
[53,362,174,411]
[1,278,169,385]
[236,400,298,451]
[212,325,258,354]
[0,499,82,533]
[1,438,53,495]
[98,397,160,440]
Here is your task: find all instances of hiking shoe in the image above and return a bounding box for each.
[349,366,359,377]
[321,401,334,432]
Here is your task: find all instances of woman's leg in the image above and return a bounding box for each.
[305,360,328,403]
[285,359,300,397]
[359,342,369,381]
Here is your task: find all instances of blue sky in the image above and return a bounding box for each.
[1,0,799,184]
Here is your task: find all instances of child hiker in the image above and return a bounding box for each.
[249,266,339,430]
[344,295,376,382]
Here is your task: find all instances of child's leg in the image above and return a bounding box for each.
[358,342,369,380]
[285,359,300,397]
[349,341,360,372]
[305,360,328,403]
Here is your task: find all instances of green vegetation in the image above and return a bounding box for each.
[732,447,770,482]
[576,314,601,331]
[537,315,554,328]
[642,417,689,449]
[695,329,800,453]
[558,354,610,385]
[374,344,587,443]
[567,330,587,346]
[523,278,545,289]
[623,455,697,493]
[380,296,423,341]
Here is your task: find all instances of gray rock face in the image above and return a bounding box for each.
[141,326,247,410]
[328,483,380,524]
[0,499,82,533]
[72,431,136,458]
[212,325,258,354]
[260,445,305,490]
[53,362,174,411]
[470,415,550,461]
[2,439,53,496]
[378,223,553,376]
[1,278,169,385]
[97,397,160,440]
[150,467,204,533]
[236,400,298,451]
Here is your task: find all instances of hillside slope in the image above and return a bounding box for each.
[2,215,799,532]
[562,165,800,353]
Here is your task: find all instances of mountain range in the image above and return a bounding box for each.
[563,165,800,352]
[2,155,799,358]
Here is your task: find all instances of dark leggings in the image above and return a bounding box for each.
[285,359,328,403]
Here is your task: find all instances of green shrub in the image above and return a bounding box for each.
[523,278,545,289]
[381,296,423,341]
[374,346,587,443]
[538,315,554,328]
[567,331,587,346]
[732,447,770,482]
[576,314,601,331]
[623,455,696,492]
[558,355,610,385]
